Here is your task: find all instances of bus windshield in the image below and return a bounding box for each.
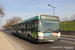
[39,20,59,32]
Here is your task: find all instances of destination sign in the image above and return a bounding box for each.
[41,16,59,20]
[46,17,58,20]
[41,16,46,19]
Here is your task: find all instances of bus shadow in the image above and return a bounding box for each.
[12,33,53,44]
[23,38,53,44]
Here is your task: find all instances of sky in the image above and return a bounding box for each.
[0,0,75,28]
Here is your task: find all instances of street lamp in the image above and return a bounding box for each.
[48,4,56,15]
[65,0,67,21]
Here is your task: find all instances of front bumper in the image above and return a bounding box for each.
[37,36,60,42]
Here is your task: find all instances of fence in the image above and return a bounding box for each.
[60,21,75,31]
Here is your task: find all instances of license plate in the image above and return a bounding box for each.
[48,40,54,42]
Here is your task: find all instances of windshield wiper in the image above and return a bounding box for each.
[44,28,59,33]
[44,28,52,32]
[52,30,59,33]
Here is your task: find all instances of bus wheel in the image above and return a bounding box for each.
[18,34,21,38]
[12,32,15,35]
[28,36,31,42]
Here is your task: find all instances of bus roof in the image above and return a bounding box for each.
[12,23,17,26]
[12,14,59,26]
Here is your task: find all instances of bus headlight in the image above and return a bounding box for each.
[57,32,61,36]
[38,32,44,36]
[57,32,61,38]
[38,36,44,39]
[38,32,44,39]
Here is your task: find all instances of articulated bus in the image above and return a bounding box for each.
[12,14,61,43]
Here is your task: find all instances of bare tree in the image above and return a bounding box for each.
[0,5,4,17]
[71,14,75,21]
[12,17,22,23]
[3,17,22,28]
[59,16,67,22]
[69,14,75,21]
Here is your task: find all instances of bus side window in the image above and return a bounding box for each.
[32,24,35,30]
[30,24,31,30]
[19,25,21,29]
[35,23,37,30]
[21,24,23,29]
[27,24,29,30]
[24,24,26,30]
[21,24,24,31]
[18,24,20,29]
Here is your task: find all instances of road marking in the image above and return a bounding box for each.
[60,40,75,44]
[61,37,75,40]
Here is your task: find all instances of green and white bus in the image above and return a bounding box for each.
[12,14,61,42]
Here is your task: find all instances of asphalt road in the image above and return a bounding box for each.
[0,30,75,50]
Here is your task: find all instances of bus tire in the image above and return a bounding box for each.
[28,36,31,42]
[18,34,21,38]
[12,32,14,35]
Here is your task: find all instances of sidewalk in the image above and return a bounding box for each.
[0,31,15,50]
